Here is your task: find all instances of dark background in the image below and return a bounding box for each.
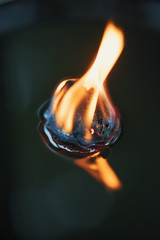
[0,0,160,239]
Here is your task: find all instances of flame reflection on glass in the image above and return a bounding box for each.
[75,153,122,191]
[39,22,124,190]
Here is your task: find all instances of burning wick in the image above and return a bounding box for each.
[39,22,124,191]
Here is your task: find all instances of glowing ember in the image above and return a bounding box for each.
[39,22,124,190]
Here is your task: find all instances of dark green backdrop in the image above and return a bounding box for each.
[1,22,160,239]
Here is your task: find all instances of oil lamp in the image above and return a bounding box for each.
[39,22,124,190]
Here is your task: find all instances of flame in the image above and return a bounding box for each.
[48,22,125,191]
[51,22,124,140]
[75,154,122,191]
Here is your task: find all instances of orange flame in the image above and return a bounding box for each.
[50,22,124,190]
[51,22,124,140]
[75,154,122,191]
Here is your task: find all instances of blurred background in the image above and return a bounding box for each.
[0,0,160,239]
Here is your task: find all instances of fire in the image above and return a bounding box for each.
[40,22,124,191]
[51,22,124,140]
